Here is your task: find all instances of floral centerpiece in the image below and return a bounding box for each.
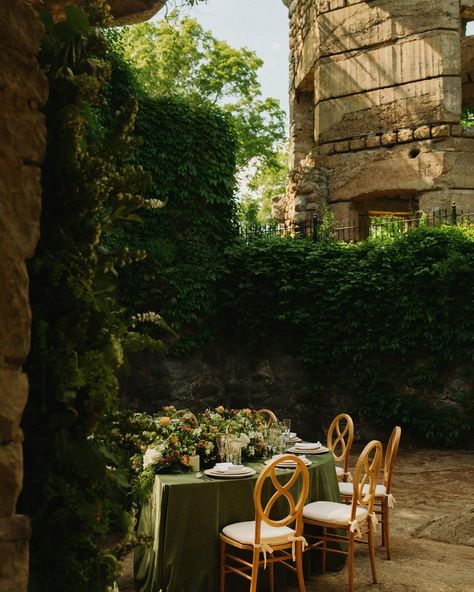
[102,406,267,501]
[197,406,266,466]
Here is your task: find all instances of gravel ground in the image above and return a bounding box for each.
[119,447,474,592]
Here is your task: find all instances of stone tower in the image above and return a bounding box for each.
[276,0,474,232]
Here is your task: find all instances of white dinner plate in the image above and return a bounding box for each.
[264,457,312,468]
[287,445,329,455]
[204,467,256,479]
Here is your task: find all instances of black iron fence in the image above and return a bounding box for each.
[238,203,474,243]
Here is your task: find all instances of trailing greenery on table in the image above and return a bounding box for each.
[99,407,267,502]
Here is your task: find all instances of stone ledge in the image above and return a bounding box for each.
[324,123,463,155]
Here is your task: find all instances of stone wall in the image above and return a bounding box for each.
[279,0,474,230]
[121,346,344,441]
[0,2,47,590]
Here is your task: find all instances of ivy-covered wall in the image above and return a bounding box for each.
[113,95,238,348]
[215,228,474,446]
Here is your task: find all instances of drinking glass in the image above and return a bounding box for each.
[283,418,292,438]
[216,435,228,462]
[227,438,243,465]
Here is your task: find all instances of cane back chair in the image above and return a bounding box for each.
[303,440,383,592]
[219,454,309,592]
[327,413,354,482]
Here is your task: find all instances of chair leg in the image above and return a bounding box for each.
[296,543,305,592]
[348,533,354,592]
[219,539,226,592]
[250,547,260,592]
[383,501,391,560]
[380,502,385,548]
[368,522,378,584]
[269,560,275,592]
[321,527,327,573]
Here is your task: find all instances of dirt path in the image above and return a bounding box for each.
[119,448,474,592]
[288,448,474,592]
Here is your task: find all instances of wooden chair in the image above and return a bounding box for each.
[219,454,309,592]
[303,440,383,592]
[256,408,278,427]
[327,413,354,482]
[339,426,401,559]
[175,409,199,427]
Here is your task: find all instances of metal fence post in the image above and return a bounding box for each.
[451,201,457,225]
[312,213,319,241]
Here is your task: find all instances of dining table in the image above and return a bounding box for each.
[134,450,342,592]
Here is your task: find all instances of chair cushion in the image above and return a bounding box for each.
[303,501,368,526]
[222,521,295,546]
[338,482,387,498]
[335,466,344,477]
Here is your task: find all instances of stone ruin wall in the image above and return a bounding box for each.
[0,2,46,590]
[0,1,167,590]
[276,0,474,229]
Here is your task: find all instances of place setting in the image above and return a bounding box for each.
[264,453,312,469]
[201,435,256,479]
[287,441,329,455]
[203,462,256,479]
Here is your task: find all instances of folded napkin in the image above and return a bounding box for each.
[215,463,245,473]
[295,442,321,450]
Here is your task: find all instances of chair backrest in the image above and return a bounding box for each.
[253,455,309,543]
[351,440,383,520]
[327,413,354,474]
[175,409,199,427]
[383,426,401,493]
[256,408,278,427]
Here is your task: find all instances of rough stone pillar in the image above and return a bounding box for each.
[282,0,474,232]
[0,2,47,590]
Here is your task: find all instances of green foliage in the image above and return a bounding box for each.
[111,94,238,348]
[22,2,152,590]
[217,227,474,445]
[113,13,286,168]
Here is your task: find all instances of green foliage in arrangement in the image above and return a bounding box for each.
[114,12,286,169]
[22,2,157,590]
[217,227,474,446]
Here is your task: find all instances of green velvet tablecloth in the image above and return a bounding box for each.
[135,452,340,592]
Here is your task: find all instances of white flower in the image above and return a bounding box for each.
[143,446,164,469]
[239,433,251,446]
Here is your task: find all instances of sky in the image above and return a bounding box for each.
[156,0,291,116]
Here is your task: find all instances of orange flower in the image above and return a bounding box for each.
[180,455,191,467]
[162,405,175,412]
[170,435,179,444]
[159,416,171,426]
[215,405,225,414]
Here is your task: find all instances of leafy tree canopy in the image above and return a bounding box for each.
[114,11,286,168]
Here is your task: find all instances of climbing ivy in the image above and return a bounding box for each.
[21,2,151,590]
[218,227,474,446]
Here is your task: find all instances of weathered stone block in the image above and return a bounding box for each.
[0,442,23,517]
[315,77,461,142]
[414,125,431,140]
[431,124,450,138]
[334,141,350,153]
[398,128,414,143]
[318,31,460,102]
[381,132,397,146]
[0,254,32,365]
[366,135,381,148]
[0,516,30,590]
[0,370,28,444]
[318,0,459,57]
[320,143,445,202]
[451,124,463,136]
[350,138,366,151]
